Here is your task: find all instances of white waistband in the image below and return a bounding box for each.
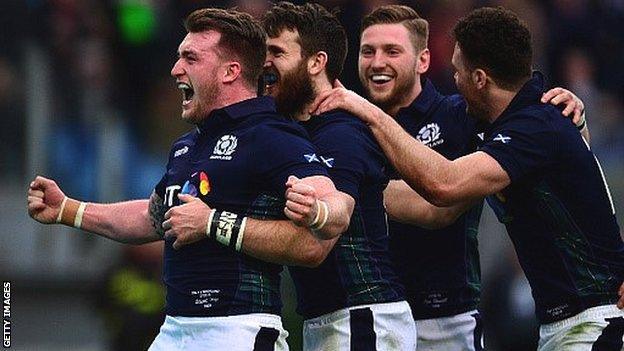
[303,301,411,327]
[540,305,623,332]
[165,313,282,328]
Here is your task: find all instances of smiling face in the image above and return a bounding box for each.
[264,28,315,118]
[170,31,225,124]
[358,23,423,113]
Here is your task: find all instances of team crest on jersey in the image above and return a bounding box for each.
[210,135,238,160]
[417,123,444,148]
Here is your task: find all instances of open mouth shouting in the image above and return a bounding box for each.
[262,69,279,96]
[177,81,195,106]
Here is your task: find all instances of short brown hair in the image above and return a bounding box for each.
[361,5,429,52]
[263,2,347,81]
[185,8,267,87]
[453,7,532,89]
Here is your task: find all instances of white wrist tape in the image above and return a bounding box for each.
[56,197,87,229]
[206,209,246,252]
[310,200,329,232]
[74,202,87,229]
[56,197,68,223]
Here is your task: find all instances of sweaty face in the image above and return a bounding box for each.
[358,24,419,112]
[264,29,315,118]
[170,31,223,124]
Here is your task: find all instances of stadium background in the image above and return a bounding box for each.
[1,0,622,350]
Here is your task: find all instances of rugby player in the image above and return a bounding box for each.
[164,2,415,350]
[312,6,624,350]
[27,8,353,351]
[351,5,587,351]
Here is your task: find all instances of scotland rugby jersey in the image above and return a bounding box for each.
[389,78,483,319]
[154,96,328,317]
[479,72,624,323]
[289,110,405,319]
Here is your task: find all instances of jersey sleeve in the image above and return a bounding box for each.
[253,121,329,194]
[479,114,556,183]
[313,121,381,202]
[154,149,174,198]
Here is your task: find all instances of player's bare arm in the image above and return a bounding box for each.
[384,180,477,229]
[310,83,587,206]
[28,175,161,244]
[162,193,338,267]
[312,88,509,205]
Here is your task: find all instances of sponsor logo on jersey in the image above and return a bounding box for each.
[174,145,189,158]
[417,123,444,148]
[181,180,198,197]
[210,135,238,160]
[199,172,210,195]
[164,185,182,207]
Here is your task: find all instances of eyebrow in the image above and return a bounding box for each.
[360,43,404,51]
[178,49,198,58]
[267,44,285,54]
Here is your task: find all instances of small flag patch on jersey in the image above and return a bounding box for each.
[493,134,511,144]
[304,153,320,163]
[320,156,334,168]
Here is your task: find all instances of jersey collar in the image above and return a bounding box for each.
[397,77,442,118]
[196,96,277,133]
[494,71,545,126]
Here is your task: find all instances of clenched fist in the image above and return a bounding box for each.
[27,176,66,224]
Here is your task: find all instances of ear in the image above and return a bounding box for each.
[416,48,430,74]
[308,51,328,76]
[472,69,487,89]
[223,62,242,84]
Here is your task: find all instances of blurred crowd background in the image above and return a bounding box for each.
[1,0,623,350]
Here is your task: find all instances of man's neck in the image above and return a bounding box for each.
[386,76,423,117]
[295,77,334,122]
[197,85,257,124]
[484,88,520,123]
[213,86,257,112]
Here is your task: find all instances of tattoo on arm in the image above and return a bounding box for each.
[148,191,166,239]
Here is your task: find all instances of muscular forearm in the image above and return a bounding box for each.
[385,180,473,229]
[367,108,460,206]
[242,218,337,267]
[80,200,161,244]
[314,191,353,239]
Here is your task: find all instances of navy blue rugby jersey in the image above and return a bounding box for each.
[154,96,328,317]
[289,110,405,319]
[389,78,483,319]
[479,72,624,324]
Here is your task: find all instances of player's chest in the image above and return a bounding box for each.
[402,114,473,159]
[162,132,254,207]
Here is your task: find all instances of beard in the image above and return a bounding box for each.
[183,69,220,125]
[457,83,489,121]
[362,66,417,114]
[273,60,315,118]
